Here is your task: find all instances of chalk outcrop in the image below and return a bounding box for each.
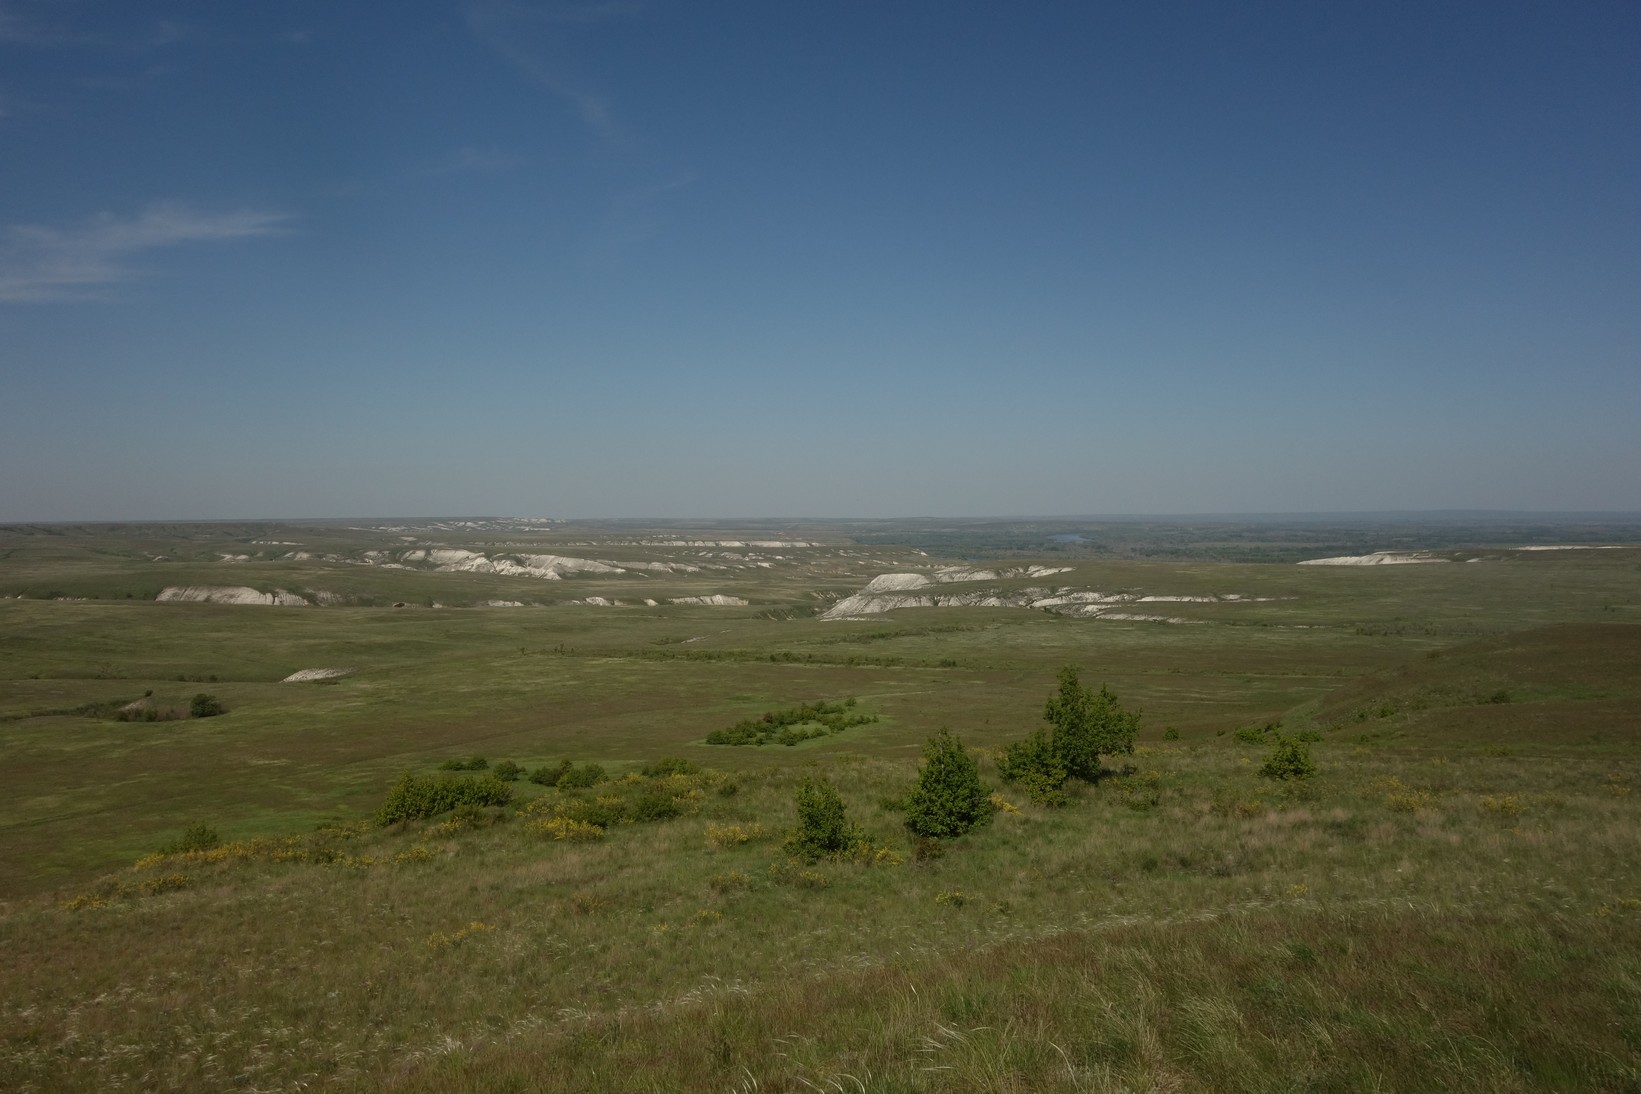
[1297,552,1448,566]
[823,574,1271,622]
[157,586,310,606]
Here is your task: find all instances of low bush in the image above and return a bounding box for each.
[159,824,220,855]
[557,762,607,789]
[528,760,573,786]
[189,693,225,718]
[1258,733,1317,781]
[491,760,522,781]
[375,774,514,825]
[630,788,682,823]
[784,777,864,861]
[996,729,1069,806]
[439,756,489,771]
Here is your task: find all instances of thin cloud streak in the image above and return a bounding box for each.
[464,0,634,150]
[0,204,291,302]
[0,3,192,51]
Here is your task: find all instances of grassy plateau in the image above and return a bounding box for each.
[2,516,1640,1091]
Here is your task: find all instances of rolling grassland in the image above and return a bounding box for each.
[2,519,1640,1091]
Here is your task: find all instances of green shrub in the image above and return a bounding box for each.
[557,762,607,789]
[376,774,514,825]
[1043,665,1140,780]
[439,756,488,771]
[631,788,682,823]
[553,794,627,829]
[189,693,225,718]
[491,760,522,781]
[1234,723,1272,745]
[904,729,993,839]
[1259,734,1318,781]
[1163,726,1181,740]
[784,777,863,861]
[529,760,573,786]
[641,757,700,777]
[996,729,1069,806]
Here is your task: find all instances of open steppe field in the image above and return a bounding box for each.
[3,517,1641,1091]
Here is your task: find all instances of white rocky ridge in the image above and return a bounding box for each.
[859,565,1073,595]
[309,548,703,579]
[823,575,1269,621]
[157,586,310,606]
[668,594,750,606]
[281,668,353,682]
[1297,552,1448,566]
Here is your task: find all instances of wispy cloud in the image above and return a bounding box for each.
[465,1,640,150]
[0,204,291,302]
[0,3,193,51]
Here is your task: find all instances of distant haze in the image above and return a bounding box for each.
[2,2,1638,521]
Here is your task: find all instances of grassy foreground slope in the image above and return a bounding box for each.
[5,682,1641,1091]
[2,521,1641,1089]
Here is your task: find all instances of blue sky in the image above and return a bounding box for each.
[2,1,1638,520]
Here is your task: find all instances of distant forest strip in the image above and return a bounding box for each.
[527,646,964,669]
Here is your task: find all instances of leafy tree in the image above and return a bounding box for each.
[1044,665,1139,780]
[784,777,863,861]
[904,729,993,839]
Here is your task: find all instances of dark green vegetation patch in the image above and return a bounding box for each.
[705,698,877,746]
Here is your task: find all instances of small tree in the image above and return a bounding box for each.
[904,729,993,839]
[1044,665,1139,780]
[785,777,862,861]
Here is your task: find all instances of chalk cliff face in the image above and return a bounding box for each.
[157,586,310,606]
[295,548,701,578]
[1297,552,1448,566]
[396,549,627,579]
[821,571,1272,622]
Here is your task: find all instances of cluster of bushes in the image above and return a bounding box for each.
[376,773,515,825]
[788,729,992,862]
[523,767,714,833]
[528,760,606,788]
[1230,721,1321,781]
[705,698,877,747]
[438,757,530,780]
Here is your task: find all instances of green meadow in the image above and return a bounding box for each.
[2,518,1640,1090]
